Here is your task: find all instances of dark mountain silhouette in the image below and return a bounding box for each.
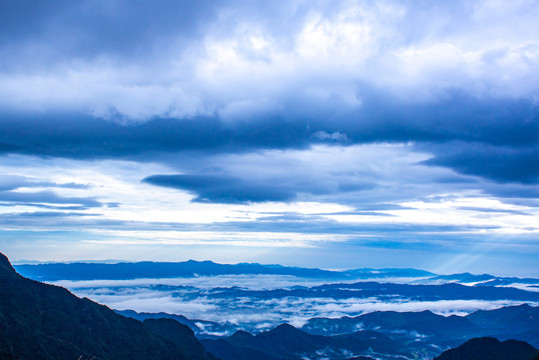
[117,309,236,338]
[434,337,539,360]
[119,304,539,347]
[466,303,538,332]
[306,281,539,301]
[0,252,215,360]
[301,304,539,357]
[465,304,539,346]
[201,323,408,360]
[302,305,538,338]
[429,273,496,283]
[118,309,198,329]
[142,318,218,360]
[358,309,478,334]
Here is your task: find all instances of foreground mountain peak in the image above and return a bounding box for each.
[272,323,298,332]
[434,337,539,360]
[0,251,216,360]
[0,252,16,274]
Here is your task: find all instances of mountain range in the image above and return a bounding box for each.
[202,330,539,360]
[201,324,409,360]
[121,303,539,359]
[301,304,539,356]
[13,260,436,281]
[14,260,539,293]
[3,252,539,360]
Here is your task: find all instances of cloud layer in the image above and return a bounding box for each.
[53,274,539,333]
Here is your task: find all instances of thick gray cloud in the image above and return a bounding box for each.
[423,143,539,184]
[143,173,296,203]
[0,92,537,187]
[0,0,221,67]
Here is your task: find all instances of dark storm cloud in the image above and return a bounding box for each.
[0,93,537,205]
[142,170,372,204]
[0,0,222,68]
[0,92,537,165]
[346,91,539,146]
[422,143,539,184]
[143,173,295,203]
[0,112,313,159]
[480,184,539,202]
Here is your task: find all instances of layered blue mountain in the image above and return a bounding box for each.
[200,324,409,360]
[122,304,539,359]
[303,303,538,330]
[117,310,237,338]
[0,252,216,360]
[302,304,539,348]
[288,281,539,301]
[176,281,539,304]
[433,337,539,360]
[13,260,435,281]
[14,260,538,291]
[423,272,539,286]
[9,258,539,359]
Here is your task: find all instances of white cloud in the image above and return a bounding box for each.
[1,0,538,120]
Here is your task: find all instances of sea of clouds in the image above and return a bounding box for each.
[52,274,538,333]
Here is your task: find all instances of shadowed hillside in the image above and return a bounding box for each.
[0,252,216,360]
[201,323,409,360]
[434,337,539,360]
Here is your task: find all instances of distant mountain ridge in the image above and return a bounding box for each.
[417,272,539,287]
[0,252,216,360]
[13,260,435,281]
[14,261,539,293]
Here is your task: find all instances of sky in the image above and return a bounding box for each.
[0,0,538,276]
